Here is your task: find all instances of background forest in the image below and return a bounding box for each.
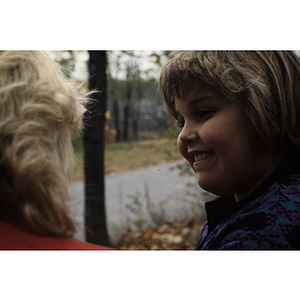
[50,50,210,250]
[50,50,171,143]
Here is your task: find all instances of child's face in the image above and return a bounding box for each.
[175,87,282,201]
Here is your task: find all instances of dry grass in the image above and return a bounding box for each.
[71,137,182,181]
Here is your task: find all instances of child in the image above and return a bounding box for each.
[0,51,113,250]
[159,51,300,249]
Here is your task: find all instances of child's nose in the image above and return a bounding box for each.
[178,122,198,144]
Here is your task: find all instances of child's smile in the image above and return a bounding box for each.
[193,151,215,171]
[175,87,283,201]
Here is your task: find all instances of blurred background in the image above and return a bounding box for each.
[49,50,216,250]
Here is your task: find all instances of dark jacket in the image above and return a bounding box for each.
[196,160,300,250]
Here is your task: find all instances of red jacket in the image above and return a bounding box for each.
[0,219,114,250]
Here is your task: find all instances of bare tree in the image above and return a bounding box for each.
[122,52,135,141]
[83,51,110,246]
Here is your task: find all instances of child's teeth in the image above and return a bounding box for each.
[194,153,212,161]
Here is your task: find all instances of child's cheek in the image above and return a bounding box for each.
[201,122,228,151]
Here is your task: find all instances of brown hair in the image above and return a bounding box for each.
[0,51,89,237]
[159,51,300,152]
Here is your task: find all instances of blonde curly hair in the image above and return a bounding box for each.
[0,51,88,238]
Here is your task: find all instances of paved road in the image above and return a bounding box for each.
[69,161,208,244]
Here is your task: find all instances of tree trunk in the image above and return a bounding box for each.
[132,117,139,140]
[113,99,121,142]
[122,61,134,141]
[83,50,110,246]
[122,104,130,141]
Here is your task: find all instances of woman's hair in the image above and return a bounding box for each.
[159,51,300,153]
[0,51,88,238]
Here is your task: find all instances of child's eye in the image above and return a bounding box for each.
[197,109,215,120]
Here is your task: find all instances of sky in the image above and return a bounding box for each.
[49,50,168,82]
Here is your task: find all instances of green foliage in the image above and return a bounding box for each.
[150,50,172,66]
[149,205,167,228]
[72,132,83,154]
[164,116,179,140]
[126,193,147,232]
[126,193,143,215]
[125,190,168,232]
[165,127,178,140]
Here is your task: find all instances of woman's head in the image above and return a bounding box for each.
[0,51,88,237]
[159,51,300,153]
